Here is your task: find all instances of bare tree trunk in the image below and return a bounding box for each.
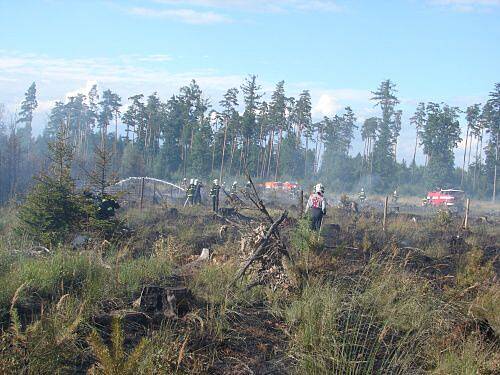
[266,129,275,178]
[473,135,480,192]
[467,132,473,171]
[461,123,470,187]
[369,137,374,188]
[274,129,283,182]
[219,117,229,182]
[493,130,498,202]
[256,121,264,177]
[238,141,244,177]
[228,133,237,177]
[304,137,308,180]
[114,110,118,171]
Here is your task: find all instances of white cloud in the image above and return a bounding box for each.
[153,0,342,13]
[128,6,232,24]
[429,0,500,12]
[314,94,342,117]
[137,54,172,62]
[0,50,243,132]
[312,89,372,118]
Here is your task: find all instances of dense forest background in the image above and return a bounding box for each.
[0,77,499,204]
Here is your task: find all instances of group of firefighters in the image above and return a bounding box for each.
[180,177,400,233]
[180,177,328,232]
[358,188,399,203]
[182,178,245,212]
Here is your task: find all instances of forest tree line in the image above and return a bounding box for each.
[0,77,499,204]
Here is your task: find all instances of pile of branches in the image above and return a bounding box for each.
[228,174,298,291]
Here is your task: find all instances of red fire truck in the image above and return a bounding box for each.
[424,189,465,208]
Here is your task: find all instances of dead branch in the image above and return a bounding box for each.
[232,210,288,286]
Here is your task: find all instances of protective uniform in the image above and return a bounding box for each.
[181,178,188,190]
[186,179,195,205]
[306,184,327,231]
[230,181,238,198]
[97,195,120,219]
[210,179,220,212]
[358,188,366,202]
[194,179,203,205]
[392,189,399,203]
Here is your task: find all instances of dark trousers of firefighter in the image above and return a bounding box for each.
[212,195,219,212]
[310,207,324,231]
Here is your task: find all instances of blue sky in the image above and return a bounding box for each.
[1,0,499,163]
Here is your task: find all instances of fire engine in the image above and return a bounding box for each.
[424,189,465,208]
[261,181,299,191]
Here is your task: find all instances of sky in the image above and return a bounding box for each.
[1,0,499,164]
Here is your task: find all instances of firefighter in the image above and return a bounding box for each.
[245,180,252,194]
[306,183,327,231]
[392,189,399,203]
[194,179,203,205]
[358,188,366,203]
[230,181,238,197]
[185,179,195,206]
[97,194,120,219]
[181,178,188,190]
[210,179,220,212]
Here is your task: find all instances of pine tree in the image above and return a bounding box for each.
[17,120,82,246]
[268,81,287,180]
[16,82,38,131]
[410,103,426,179]
[371,80,400,191]
[218,88,239,181]
[420,103,461,188]
[295,90,312,179]
[485,83,500,201]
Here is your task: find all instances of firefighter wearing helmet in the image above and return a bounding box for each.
[358,188,366,203]
[306,183,327,231]
[230,181,238,198]
[185,179,196,206]
[210,179,221,213]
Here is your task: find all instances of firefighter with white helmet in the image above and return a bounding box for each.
[185,179,196,206]
[358,188,366,203]
[392,189,399,203]
[306,183,327,231]
[181,177,188,190]
[210,179,221,212]
[230,181,238,196]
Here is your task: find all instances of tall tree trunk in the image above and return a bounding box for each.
[467,132,473,172]
[304,137,308,180]
[369,137,374,188]
[219,118,229,182]
[461,123,470,187]
[314,126,321,175]
[256,121,264,177]
[228,133,237,177]
[238,141,244,177]
[473,135,480,192]
[493,130,498,202]
[114,111,118,171]
[274,129,283,182]
[260,134,269,178]
[266,129,275,178]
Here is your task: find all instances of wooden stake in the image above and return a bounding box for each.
[140,177,145,211]
[383,196,388,232]
[464,198,470,230]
